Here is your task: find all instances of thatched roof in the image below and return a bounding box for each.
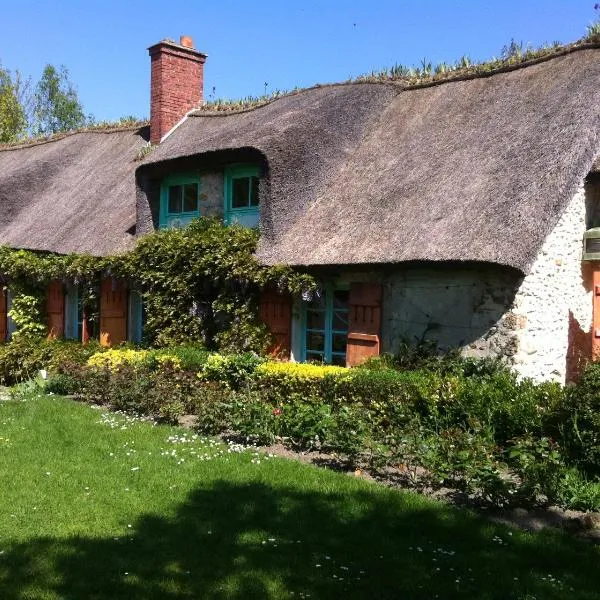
[0,127,148,256]
[142,46,600,273]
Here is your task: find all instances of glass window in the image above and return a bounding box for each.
[225,167,260,227]
[168,183,198,214]
[250,176,259,206]
[160,175,201,229]
[232,178,250,208]
[168,185,182,213]
[183,183,199,213]
[303,286,349,365]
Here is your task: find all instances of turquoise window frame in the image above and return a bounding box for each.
[301,284,349,365]
[224,165,260,227]
[159,173,201,229]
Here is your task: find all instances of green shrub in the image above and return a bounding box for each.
[550,361,600,475]
[277,400,334,450]
[45,372,77,395]
[556,468,600,511]
[326,404,372,460]
[200,352,265,389]
[0,338,104,385]
[154,345,209,371]
[59,361,111,405]
[437,374,562,443]
[229,391,277,444]
[506,434,565,506]
[189,382,233,434]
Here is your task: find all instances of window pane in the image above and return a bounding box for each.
[332,312,348,331]
[331,353,347,367]
[168,185,182,213]
[306,310,325,329]
[307,292,326,310]
[307,352,324,363]
[333,290,349,309]
[306,332,325,352]
[332,333,347,353]
[232,178,250,208]
[183,183,198,213]
[250,176,260,206]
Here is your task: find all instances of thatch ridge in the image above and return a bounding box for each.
[190,40,600,118]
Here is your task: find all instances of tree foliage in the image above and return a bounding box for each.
[0,64,27,143]
[32,64,88,135]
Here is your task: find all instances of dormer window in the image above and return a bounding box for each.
[159,174,201,229]
[225,166,260,228]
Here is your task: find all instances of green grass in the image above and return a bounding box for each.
[0,396,598,599]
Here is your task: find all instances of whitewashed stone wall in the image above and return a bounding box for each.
[509,185,591,383]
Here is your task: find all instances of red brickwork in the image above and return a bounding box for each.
[149,39,206,144]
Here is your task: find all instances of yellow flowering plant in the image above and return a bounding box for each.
[256,361,349,379]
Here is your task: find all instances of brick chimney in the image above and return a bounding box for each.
[148,36,207,144]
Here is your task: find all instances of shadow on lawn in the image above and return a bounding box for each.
[0,481,598,600]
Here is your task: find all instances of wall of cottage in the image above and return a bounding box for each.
[379,183,593,383]
[508,184,592,383]
[199,171,224,218]
[380,266,520,361]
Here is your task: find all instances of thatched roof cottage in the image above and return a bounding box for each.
[2,36,600,382]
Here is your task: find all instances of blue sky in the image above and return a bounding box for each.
[0,0,596,121]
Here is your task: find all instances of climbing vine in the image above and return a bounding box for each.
[6,283,46,340]
[0,218,316,351]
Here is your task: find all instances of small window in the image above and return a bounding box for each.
[225,166,260,227]
[160,175,201,229]
[231,176,259,208]
[302,285,349,366]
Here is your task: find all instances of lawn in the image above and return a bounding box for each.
[0,395,598,600]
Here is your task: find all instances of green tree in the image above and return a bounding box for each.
[32,64,88,135]
[0,64,27,143]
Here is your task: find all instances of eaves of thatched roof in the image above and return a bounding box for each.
[141,46,600,274]
[0,126,149,256]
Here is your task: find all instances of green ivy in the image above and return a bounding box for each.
[6,283,47,341]
[0,218,316,352]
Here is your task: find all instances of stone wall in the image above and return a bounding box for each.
[509,184,592,383]
[380,266,520,360]
[200,172,224,218]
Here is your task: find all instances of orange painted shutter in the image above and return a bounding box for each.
[259,290,292,358]
[0,288,6,342]
[46,281,65,339]
[100,278,127,347]
[346,283,382,367]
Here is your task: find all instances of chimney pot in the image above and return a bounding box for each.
[180,35,194,48]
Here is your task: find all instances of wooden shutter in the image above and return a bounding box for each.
[0,288,6,343]
[46,281,65,339]
[346,283,382,367]
[259,290,292,358]
[100,278,127,347]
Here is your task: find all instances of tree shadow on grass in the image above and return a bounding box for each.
[0,480,598,600]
